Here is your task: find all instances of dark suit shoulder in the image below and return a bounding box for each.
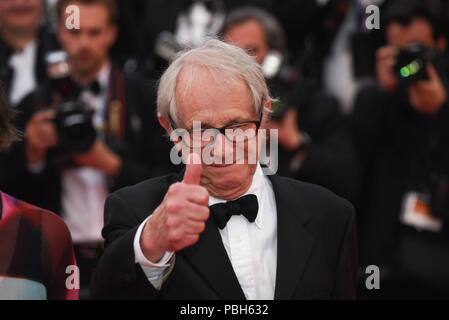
[273,175,355,225]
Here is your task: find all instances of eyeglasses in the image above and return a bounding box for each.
[169,102,264,149]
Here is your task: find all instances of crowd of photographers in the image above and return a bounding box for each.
[1,0,449,299]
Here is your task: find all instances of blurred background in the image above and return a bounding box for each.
[1,0,449,299]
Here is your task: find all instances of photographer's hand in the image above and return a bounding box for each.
[25,110,58,166]
[376,45,399,93]
[408,64,447,115]
[73,141,122,177]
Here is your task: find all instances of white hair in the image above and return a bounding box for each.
[157,39,271,125]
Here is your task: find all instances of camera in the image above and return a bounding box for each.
[54,100,96,154]
[394,43,436,88]
[45,50,97,155]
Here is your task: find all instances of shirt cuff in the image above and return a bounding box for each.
[133,215,174,289]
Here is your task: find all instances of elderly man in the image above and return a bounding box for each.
[91,39,357,300]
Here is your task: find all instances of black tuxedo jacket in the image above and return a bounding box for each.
[90,172,357,299]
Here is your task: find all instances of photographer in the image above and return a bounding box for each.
[352,0,449,298]
[0,0,175,296]
[222,7,360,202]
[0,0,59,107]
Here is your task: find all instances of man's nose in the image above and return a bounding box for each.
[77,32,91,47]
[210,132,233,162]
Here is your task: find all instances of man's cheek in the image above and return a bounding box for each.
[235,142,255,164]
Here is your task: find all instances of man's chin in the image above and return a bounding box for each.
[72,58,100,75]
[203,164,255,197]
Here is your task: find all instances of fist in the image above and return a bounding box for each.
[376,45,399,93]
[140,153,210,262]
[72,141,122,177]
[408,64,447,115]
[25,109,58,165]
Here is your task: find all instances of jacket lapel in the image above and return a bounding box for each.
[268,175,315,299]
[181,217,246,299]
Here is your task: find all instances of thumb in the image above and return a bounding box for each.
[183,153,202,185]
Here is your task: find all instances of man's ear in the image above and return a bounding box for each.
[265,99,272,112]
[437,35,447,53]
[159,116,183,152]
[158,116,171,134]
[106,24,118,47]
[262,99,272,127]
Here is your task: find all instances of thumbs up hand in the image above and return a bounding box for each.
[140,153,210,262]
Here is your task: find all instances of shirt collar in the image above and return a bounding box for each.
[8,40,37,66]
[79,62,111,95]
[97,62,111,90]
[208,163,265,229]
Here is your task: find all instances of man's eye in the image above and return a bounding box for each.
[246,47,258,55]
[89,29,102,37]
[69,29,80,35]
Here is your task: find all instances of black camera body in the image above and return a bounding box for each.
[44,51,97,156]
[394,43,436,88]
[54,100,96,154]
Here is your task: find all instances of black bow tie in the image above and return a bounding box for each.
[80,80,102,95]
[209,194,259,229]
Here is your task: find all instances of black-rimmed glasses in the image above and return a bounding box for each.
[169,102,264,149]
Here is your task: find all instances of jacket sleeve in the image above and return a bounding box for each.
[90,193,158,299]
[41,209,79,300]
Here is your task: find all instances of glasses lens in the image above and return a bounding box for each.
[225,123,257,143]
[184,129,218,148]
[181,123,258,148]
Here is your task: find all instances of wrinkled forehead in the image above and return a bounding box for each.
[175,64,246,100]
[175,64,254,120]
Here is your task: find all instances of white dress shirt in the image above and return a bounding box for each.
[61,64,111,243]
[8,40,38,106]
[134,164,278,299]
